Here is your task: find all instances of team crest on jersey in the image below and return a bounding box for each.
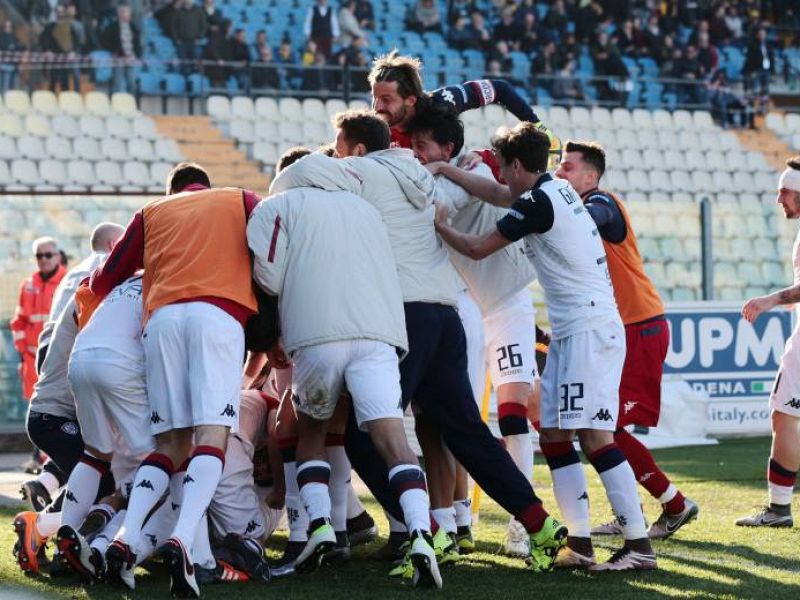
[61,421,79,435]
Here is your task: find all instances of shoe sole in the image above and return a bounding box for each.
[13,516,39,573]
[222,537,271,583]
[411,552,442,589]
[161,542,200,598]
[56,526,95,582]
[295,541,336,575]
[323,547,352,567]
[590,561,658,572]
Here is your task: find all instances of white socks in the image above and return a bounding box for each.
[590,445,647,540]
[297,460,332,523]
[61,453,110,529]
[388,464,430,533]
[283,459,309,542]
[326,442,350,532]
[431,506,457,534]
[454,498,472,528]
[542,442,591,538]
[346,481,366,519]
[117,453,174,546]
[170,447,225,550]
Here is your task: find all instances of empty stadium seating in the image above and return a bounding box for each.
[0,90,184,194]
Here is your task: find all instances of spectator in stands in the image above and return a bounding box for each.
[304,0,339,60]
[488,39,513,73]
[532,40,559,92]
[614,19,636,55]
[744,26,774,100]
[100,4,141,94]
[673,44,706,104]
[251,29,269,61]
[658,34,676,69]
[447,14,472,51]
[203,0,225,38]
[336,35,370,92]
[519,11,548,53]
[40,3,84,92]
[227,27,251,90]
[275,36,299,88]
[0,20,22,92]
[354,0,375,30]
[465,10,492,52]
[724,5,744,41]
[707,67,754,129]
[542,0,570,41]
[493,6,522,50]
[560,31,580,63]
[201,16,229,87]
[447,0,475,26]
[302,49,334,94]
[339,0,367,47]
[514,0,537,24]
[591,29,630,103]
[551,57,586,105]
[708,7,731,46]
[155,0,180,33]
[575,1,604,43]
[697,31,719,75]
[170,0,207,75]
[406,0,442,34]
[484,57,521,86]
[643,14,664,59]
[252,44,280,90]
[302,39,318,65]
[10,237,67,406]
[25,0,58,48]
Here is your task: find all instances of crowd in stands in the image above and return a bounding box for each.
[0,0,798,115]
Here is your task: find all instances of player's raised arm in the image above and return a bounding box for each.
[427,161,514,207]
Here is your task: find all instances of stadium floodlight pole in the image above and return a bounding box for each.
[700,197,714,301]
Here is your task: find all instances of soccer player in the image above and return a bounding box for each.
[90,162,261,597]
[56,274,156,579]
[406,107,540,555]
[368,50,561,168]
[736,157,800,528]
[271,111,567,573]
[555,141,699,539]
[434,123,656,571]
[247,177,442,588]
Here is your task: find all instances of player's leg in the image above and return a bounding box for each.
[326,397,354,562]
[345,339,440,589]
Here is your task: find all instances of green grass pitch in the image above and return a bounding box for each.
[1,437,799,599]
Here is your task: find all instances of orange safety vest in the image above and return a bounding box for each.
[589,190,665,325]
[9,265,67,399]
[141,187,257,321]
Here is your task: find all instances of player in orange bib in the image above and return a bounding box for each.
[555,141,698,539]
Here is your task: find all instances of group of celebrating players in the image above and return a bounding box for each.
[11,48,799,597]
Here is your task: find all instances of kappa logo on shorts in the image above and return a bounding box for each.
[171,502,180,511]
[150,411,164,424]
[183,473,195,485]
[146,534,158,548]
[61,421,79,436]
[592,408,613,422]
[245,520,260,534]
[136,479,155,490]
[220,404,237,418]
[785,398,800,410]
[65,490,78,503]
[578,491,589,501]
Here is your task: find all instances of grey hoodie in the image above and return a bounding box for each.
[270,149,460,306]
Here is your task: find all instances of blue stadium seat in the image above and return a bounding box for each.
[163,74,186,95]
[90,50,113,84]
[137,72,161,94]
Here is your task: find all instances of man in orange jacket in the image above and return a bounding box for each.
[10,237,67,403]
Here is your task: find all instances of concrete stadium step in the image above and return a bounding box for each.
[735,116,793,171]
[152,115,269,192]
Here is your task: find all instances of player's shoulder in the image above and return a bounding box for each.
[583,188,620,206]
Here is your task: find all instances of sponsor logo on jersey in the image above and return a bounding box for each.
[150,411,164,424]
[136,479,154,490]
[623,401,637,414]
[220,404,237,418]
[475,79,496,104]
[61,421,79,436]
[592,408,613,422]
[785,398,800,410]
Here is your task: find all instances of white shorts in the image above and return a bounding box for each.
[68,349,155,455]
[143,302,244,435]
[208,434,279,543]
[540,320,626,431]
[484,289,538,389]
[770,327,800,417]
[457,290,486,405]
[291,339,403,430]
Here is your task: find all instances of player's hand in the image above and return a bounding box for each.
[742,295,777,323]
[425,161,447,176]
[457,151,482,171]
[266,341,290,370]
[265,486,285,510]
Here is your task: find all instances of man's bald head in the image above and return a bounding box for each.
[90,222,125,253]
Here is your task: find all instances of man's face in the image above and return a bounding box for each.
[555,151,597,195]
[119,6,131,21]
[34,242,59,274]
[334,128,356,158]
[777,188,800,219]
[497,154,522,195]
[411,131,450,165]
[371,80,415,128]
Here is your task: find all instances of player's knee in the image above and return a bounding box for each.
[577,429,614,455]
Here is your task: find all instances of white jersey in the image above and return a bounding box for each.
[435,160,537,314]
[39,252,107,348]
[496,174,620,339]
[71,275,144,364]
[28,298,78,419]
